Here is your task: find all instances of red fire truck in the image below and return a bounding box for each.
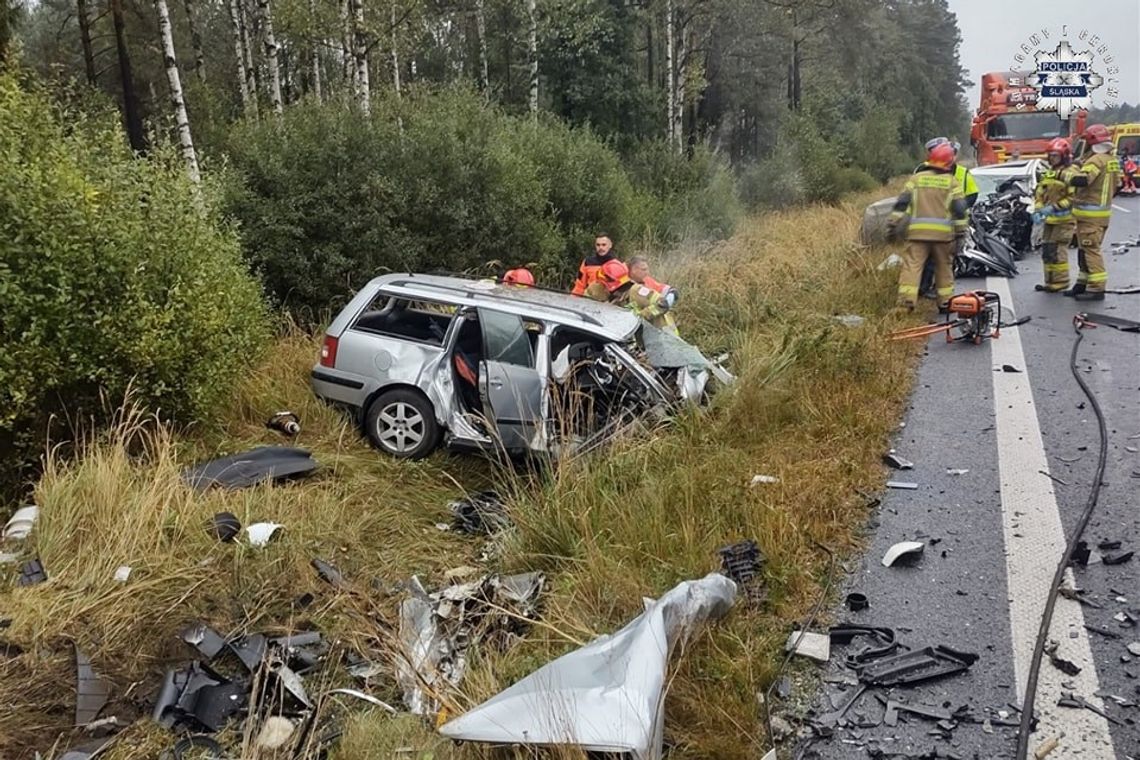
[970,71,1087,166]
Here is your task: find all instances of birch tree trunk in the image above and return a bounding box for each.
[239,0,259,116]
[474,0,488,96]
[340,0,352,87]
[525,0,537,115]
[154,0,201,183]
[351,0,370,113]
[258,0,284,114]
[183,0,205,82]
[674,13,685,149]
[77,0,97,83]
[227,0,253,116]
[111,0,147,151]
[665,0,677,148]
[309,0,322,100]
[390,1,400,95]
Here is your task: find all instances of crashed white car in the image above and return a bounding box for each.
[311,273,732,459]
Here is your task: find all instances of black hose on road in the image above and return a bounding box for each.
[1014,317,1111,760]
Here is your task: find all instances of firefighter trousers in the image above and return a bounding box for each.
[1075,221,1108,293]
[898,240,954,308]
[1040,222,1074,290]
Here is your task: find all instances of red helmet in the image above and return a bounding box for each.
[927,143,955,169]
[1046,137,1071,160]
[1083,124,1111,145]
[600,259,630,293]
[502,268,535,287]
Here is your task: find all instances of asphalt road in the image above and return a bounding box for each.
[793,193,1140,760]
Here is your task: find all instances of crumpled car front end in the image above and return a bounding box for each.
[632,322,736,404]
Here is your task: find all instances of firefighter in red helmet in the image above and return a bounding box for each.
[1032,137,1078,293]
[1063,124,1121,301]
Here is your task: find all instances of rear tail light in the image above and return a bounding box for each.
[319,334,339,368]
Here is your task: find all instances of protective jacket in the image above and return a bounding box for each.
[1069,153,1120,226]
[1034,165,1078,224]
[890,165,969,243]
[616,284,678,334]
[953,164,979,207]
[571,252,617,295]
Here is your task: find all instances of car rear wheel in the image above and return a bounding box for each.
[365,389,441,459]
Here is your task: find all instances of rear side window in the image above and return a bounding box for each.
[479,309,539,368]
[351,295,456,346]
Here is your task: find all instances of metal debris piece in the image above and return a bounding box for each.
[882,541,925,567]
[183,446,319,491]
[785,631,830,663]
[945,468,969,476]
[882,700,951,727]
[398,571,546,715]
[718,540,767,606]
[209,512,241,542]
[856,645,978,687]
[886,481,918,490]
[436,573,736,757]
[245,522,284,547]
[1084,624,1120,639]
[180,623,227,660]
[75,646,113,726]
[814,684,867,727]
[1098,540,1122,551]
[327,688,398,713]
[3,505,38,540]
[1056,692,1124,726]
[1103,551,1133,566]
[449,490,511,535]
[268,657,311,708]
[17,558,47,586]
[1039,470,1069,487]
[883,452,913,470]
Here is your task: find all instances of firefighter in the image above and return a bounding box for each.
[501,267,536,286]
[586,260,679,334]
[887,142,968,311]
[1032,137,1078,293]
[627,255,680,309]
[570,233,619,296]
[919,138,977,297]
[1063,124,1121,301]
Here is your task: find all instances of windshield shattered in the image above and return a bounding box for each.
[986,113,1064,141]
[637,322,711,369]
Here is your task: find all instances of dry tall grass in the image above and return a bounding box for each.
[0,186,924,759]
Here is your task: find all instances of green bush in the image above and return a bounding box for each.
[0,73,270,492]
[221,89,740,320]
[737,148,806,210]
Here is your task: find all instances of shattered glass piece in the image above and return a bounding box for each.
[74,646,113,725]
[639,322,714,370]
[438,573,736,758]
[182,446,318,491]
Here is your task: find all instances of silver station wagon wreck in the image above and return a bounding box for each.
[310,273,733,460]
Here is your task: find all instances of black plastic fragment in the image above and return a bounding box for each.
[718,540,767,606]
[1080,312,1140,333]
[1071,540,1091,566]
[228,633,268,672]
[209,512,241,542]
[190,681,248,731]
[845,593,869,612]
[856,645,978,687]
[1103,550,1133,566]
[17,558,47,586]
[1001,364,1022,373]
[182,446,319,491]
[311,557,345,588]
[449,490,511,534]
[1098,540,1122,551]
[830,625,899,668]
[180,623,227,660]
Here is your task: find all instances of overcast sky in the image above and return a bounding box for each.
[947,0,1140,112]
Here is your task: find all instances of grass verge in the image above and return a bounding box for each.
[0,185,924,759]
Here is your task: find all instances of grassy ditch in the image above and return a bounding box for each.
[0,186,924,759]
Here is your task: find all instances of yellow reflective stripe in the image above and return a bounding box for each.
[1087,272,1108,283]
[937,286,954,298]
[915,175,953,189]
[1073,207,1110,218]
[909,223,954,233]
[898,285,919,295]
[1045,263,1069,272]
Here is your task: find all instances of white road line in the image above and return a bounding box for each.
[1111,203,1130,213]
[987,276,1115,758]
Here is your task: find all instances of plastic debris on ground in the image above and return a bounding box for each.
[448,490,511,535]
[182,446,319,491]
[75,646,113,726]
[17,557,48,586]
[885,481,918,490]
[883,452,913,470]
[3,505,39,540]
[750,474,779,486]
[882,541,925,567]
[209,512,241,542]
[437,573,736,759]
[833,314,866,328]
[244,522,284,547]
[397,571,545,715]
[718,539,766,606]
[786,631,831,663]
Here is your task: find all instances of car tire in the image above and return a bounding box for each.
[365,389,441,459]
